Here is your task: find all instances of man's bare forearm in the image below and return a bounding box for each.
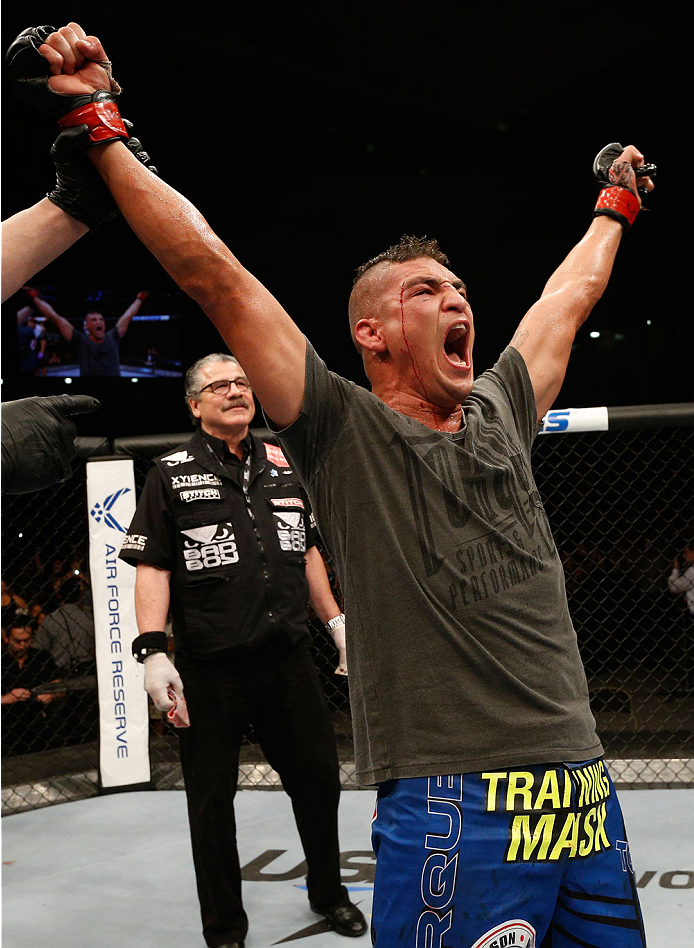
[89,143,243,310]
[1,199,88,303]
[305,546,342,624]
[88,140,307,427]
[115,295,143,337]
[30,294,74,340]
[510,216,624,419]
[539,215,623,319]
[135,563,171,633]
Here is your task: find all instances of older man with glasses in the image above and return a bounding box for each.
[119,352,366,948]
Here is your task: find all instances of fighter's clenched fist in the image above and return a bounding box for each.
[7,22,113,95]
[6,22,125,143]
[592,141,656,231]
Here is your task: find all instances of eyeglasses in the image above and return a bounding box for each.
[198,377,251,396]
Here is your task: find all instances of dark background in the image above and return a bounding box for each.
[2,3,686,437]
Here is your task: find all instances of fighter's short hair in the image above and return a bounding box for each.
[352,235,450,286]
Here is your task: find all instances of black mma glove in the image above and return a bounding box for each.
[1,394,100,494]
[48,120,159,230]
[5,25,127,144]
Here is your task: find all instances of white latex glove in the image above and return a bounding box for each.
[332,624,348,676]
[143,652,190,727]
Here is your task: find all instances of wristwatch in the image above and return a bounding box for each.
[326,613,345,632]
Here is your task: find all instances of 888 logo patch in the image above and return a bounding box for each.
[180,522,240,571]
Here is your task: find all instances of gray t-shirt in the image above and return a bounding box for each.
[275,342,601,785]
[34,603,95,672]
[72,326,121,376]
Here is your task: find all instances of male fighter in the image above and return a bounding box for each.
[19,22,653,946]
[25,287,147,377]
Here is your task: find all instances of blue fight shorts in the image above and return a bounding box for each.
[371,760,646,947]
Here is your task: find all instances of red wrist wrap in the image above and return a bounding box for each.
[593,186,640,229]
[58,100,128,144]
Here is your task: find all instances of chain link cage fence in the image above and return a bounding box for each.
[2,412,693,814]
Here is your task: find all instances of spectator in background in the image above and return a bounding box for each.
[34,576,97,746]
[668,541,694,615]
[1,617,64,756]
[560,539,607,674]
[31,551,90,610]
[34,576,94,674]
[16,305,46,374]
[2,579,28,607]
[144,345,159,373]
[1,579,28,629]
[53,552,92,607]
[22,287,148,377]
[27,601,47,630]
[32,553,66,613]
[562,539,606,597]
[668,540,694,696]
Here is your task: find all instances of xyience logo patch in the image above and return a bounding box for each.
[171,473,222,489]
[121,533,147,551]
[470,920,536,948]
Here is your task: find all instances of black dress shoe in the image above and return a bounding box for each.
[311,898,367,937]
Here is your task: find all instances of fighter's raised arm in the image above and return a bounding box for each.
[509,145,654,420]
[115,291,146,338]
[91,143,308,426]
[3,26,158,303]
[28,23,307,430]
[24,288,74,340]
[1,200,87,304]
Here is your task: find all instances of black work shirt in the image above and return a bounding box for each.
[1,647,60,694]
[119,428,318,658]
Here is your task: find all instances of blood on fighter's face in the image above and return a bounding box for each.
[381,259,475,400]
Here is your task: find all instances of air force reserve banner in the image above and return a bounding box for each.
[87,458,150,790]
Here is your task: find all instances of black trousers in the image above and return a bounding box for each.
[177,638,345,947]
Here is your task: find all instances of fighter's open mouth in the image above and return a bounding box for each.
[444,324,469,366]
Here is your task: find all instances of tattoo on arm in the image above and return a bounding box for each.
[511,330,529,349]
[608,160,636,194]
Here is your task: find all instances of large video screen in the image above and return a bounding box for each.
[13,285,183,379]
